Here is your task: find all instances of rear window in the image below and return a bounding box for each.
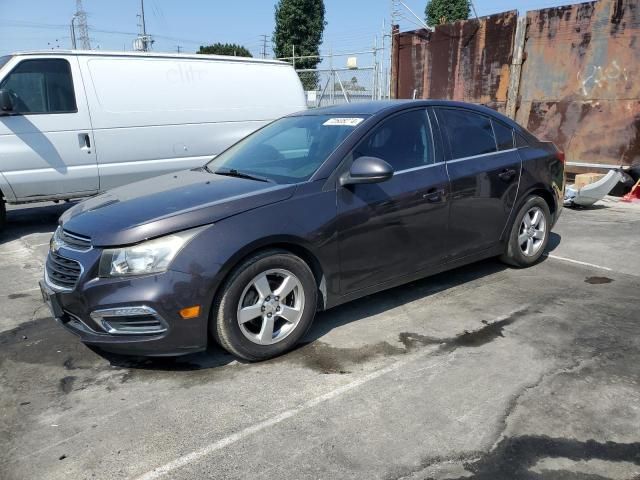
[436,108,497,160]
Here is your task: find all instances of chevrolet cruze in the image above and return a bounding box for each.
[40,101,564,361]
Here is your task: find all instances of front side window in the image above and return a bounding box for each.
[0,59,77,114]
[352,109,433,171]
[0,56,12,72]
[206,115,363,184]
[436,108,497,160]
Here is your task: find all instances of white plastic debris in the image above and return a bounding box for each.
[564,169,625,207]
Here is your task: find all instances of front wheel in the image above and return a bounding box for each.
[0,198,6,233]
[211,250,317,361]
[500,195,551,267]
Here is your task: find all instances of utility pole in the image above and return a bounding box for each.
[176,45,182,53]
[260,34,269,59]
[74,0,91,50]
[134,0,154,51]
[70,16,77,49]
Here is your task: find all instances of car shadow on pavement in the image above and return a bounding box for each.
[546,232,561,253]
[303,258,510,346]
[1,202,74,244]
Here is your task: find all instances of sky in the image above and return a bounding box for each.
[1,0,576,59]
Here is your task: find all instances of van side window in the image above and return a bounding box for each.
[436,108,497,160]
[0,59,77,114]
[353,109,433,171]
[492,120,514,151]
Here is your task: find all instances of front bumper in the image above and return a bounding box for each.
[41,247,220,356]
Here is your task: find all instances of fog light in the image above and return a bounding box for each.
[179,305,201,319]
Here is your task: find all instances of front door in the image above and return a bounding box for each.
[336,108,450,295]
[0,56,98,200]
[434,107,521,258]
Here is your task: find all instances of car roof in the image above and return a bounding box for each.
[290,100,523,130]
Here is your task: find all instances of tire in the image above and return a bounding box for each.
[500,195,551,268]
[211,249,317,361]
[0,197,6,233]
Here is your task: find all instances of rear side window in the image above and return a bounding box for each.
[0,59,76,114]
[515,134,530,148]
[353,109,433,171]
[492,120,514,151]
[436,108,497,160]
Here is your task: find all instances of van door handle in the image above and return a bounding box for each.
[79,133,91,153]
[498,168,517,181]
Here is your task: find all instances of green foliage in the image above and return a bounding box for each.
[197,43,253,57]
[273,0,326,90]
[424,0,470,27]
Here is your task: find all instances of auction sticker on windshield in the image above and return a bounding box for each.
[323,118,364,127]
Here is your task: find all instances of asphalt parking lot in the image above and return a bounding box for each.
[1,199,639,480]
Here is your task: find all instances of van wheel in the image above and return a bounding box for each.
[500,195,551,268]
[211,250,317,361]
[0,198,6,232]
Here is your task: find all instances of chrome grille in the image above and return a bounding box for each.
[46,252,82,290]
[58,229,92,251]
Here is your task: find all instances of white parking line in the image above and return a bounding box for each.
[135,352,456,480]
[545,254,613,272]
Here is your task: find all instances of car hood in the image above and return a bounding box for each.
[60,168,296,246]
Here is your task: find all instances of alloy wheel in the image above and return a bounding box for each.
[236,268,305,345]
[518,206,547,256]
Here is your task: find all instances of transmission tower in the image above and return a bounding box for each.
[259,34,270,59]
[75,0,91,50]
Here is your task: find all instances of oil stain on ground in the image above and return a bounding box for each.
[585,276,613,284]
[441,435,640,480]
[284,307,531,374]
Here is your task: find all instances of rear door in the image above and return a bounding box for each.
[433,107,521,258]
[0,56,98,200]
[336,108,450,294]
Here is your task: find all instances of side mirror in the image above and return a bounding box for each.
[340,156,394,186]
[0,89,15,115]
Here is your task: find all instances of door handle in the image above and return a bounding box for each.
[422,188,445,203]
[79,133,91,153]
[498,168,517,181]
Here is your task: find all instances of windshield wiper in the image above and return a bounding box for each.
[214,168,273,183]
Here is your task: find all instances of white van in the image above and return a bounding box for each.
[0,51,306,227]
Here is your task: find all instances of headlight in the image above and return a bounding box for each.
[98,227,205,277]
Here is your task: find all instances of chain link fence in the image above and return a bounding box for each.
[297,67,378,108]
[278,50,390,108]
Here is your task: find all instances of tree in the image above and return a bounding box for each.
[197,43,253,57]
[424,0,470,27]
[273,0,326,90]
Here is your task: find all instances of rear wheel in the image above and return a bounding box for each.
[500,195,550,267]
[211,250,317,361]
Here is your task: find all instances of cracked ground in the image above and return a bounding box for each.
[1,200,639,480]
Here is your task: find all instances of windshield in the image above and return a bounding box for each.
[0,55,12,72]
[206,114,367,184]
